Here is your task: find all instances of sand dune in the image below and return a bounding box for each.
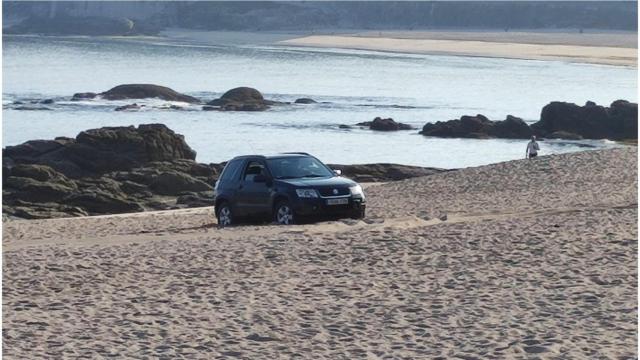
[3,147,637,358]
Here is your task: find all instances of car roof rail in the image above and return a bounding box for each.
[281,152,310,156]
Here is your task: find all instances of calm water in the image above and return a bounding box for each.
[3,34,636,168]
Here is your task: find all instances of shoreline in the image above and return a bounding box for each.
[279,33,637,67]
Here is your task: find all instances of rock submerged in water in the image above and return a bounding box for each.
[115,103,144,111]
[357,117,414,131]
[206,87,273,111]
[72,84,200,103]
[421,114,532,139]
[294,98,317,104]
[532,100,637,140]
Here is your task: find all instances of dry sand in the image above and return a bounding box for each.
[3,147,637,358]
[280,31,638,67]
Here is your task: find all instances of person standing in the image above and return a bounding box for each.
[526,135,540,159]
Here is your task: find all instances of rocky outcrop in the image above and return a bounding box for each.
[357,117,414,131]
[206,87,273,111]
[3,124,449,220]
[328,163,446,182]
[531,100,637,140]
[420,114,532,139]
[71,84,200,103]
[3,124,216,219]
[294,98,317,104]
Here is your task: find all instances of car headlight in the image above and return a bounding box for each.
[349,185,364,196]
[296,189,319,198]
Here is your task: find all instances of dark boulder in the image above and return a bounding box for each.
[421,114,532,139]
[71,92,97,101]
[328,163,446,182]
[4,176,76,203]
[357,117,414,131]
[115,103,144,111]
[4,124,196,178]
[531,100,637,140]
[64,191,144,214]
[489,115,533,138]
[100,84,201,103]
[176,191,215,207]
[150,171,213,196]
[206,87,271,111]
[294,98,317,104]
[40,99,54,104]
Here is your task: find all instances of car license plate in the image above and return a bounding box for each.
[327,198,349,205]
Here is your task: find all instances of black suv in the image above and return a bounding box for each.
[214,153,366,226]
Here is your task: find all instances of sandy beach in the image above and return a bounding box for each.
[280,31,638,67]
[3,147,637,358]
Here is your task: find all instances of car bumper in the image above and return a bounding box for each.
[293,195,365,217]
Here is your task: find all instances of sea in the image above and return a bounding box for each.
[3,34,637,169]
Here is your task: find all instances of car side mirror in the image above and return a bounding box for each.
[333,169,342,176]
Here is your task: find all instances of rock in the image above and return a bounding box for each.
[294,98,317,104]
[328,163,446,182]
[71,92,97,101]
[10,164,77,188]
[357,117,414,131]
[338,124,352,129]
[547,131,583,140]
[40,99,54,104]
[4,176,76,202]
[4,202,88,219]
[64,191,144,214]
[531,100,637,140]
[115,103,144,111]
[176,192,215,207]
[150,171,213,196]
[489,115,532,138]
[421,114,532,139]
[13,106,52,111]
[4,124,196,178]
[202,105,217,111]
[98,84,201,103]
[206,87,270,111]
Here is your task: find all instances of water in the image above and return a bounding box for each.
[3,34,636,168]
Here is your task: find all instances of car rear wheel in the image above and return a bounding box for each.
[274,200,295,225]
[217,202,233,228]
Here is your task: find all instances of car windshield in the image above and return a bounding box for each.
[267,156,334,179]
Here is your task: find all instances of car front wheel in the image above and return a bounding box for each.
[274,200,295,225]
[217,202,233,228]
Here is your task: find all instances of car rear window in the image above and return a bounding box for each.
[219,159,243,183]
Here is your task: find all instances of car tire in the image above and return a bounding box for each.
[274,200,295,225]
[216,202,233,228]
[351,207,366,220]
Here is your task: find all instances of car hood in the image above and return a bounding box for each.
[276,176,356,188]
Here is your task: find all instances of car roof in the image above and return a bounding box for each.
[229,152,312,161]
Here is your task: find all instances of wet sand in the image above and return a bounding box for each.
[3,147,637,358]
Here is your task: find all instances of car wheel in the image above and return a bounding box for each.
[217,202,233,228]
[351,207,365,220]
[274,200,295,225]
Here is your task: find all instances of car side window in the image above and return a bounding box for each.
[243,161,265,182]
[219,159,242,183]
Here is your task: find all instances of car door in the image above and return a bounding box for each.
[236,159,272,216]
